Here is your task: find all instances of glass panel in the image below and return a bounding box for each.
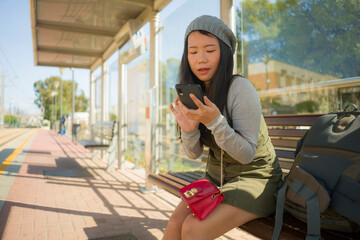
[236,0,360,114]
[93,67,102,122]
[157,0,220,173]
[108,56,119,121]
[121,23,150,168]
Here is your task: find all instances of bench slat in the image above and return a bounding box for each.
[169,171,201,183]
[278,160,294,170]
[176,171,203,178]
[268,128,308,137]
[271,139,298,148]
[148,174,182,196]
[159,173,191,186]
[274,149,295,159]
[264,114,323,126]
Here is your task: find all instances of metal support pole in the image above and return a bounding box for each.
[89,71,95,139]
[89,71,92,138]
[59,68,65,131]
[101,61,105,122]
[52,95,54,128]
[55,94,57,124]
[103,63,109,122]
[71,68,75,141]
[220,0,237,73]
[117,59,126,170]
[100,62,105,160]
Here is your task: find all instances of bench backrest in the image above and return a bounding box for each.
[264,114,324,176]
[92,121,116,142]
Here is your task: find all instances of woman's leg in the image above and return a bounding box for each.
[181,203,260,240]
[163,200,192,240]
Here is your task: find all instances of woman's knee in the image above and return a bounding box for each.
[163,215,184,240]
[181,216,204,240]
[166,213,184,230]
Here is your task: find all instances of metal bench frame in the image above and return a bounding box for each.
[77,121,118,170]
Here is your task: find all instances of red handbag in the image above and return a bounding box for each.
[179,179,224,221]
[178,151,225,221]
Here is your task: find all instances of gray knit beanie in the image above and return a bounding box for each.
[185,15,237,54]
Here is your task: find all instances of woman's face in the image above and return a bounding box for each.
[187,31,220,87]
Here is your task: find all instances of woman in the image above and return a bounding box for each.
[164,15,282,240]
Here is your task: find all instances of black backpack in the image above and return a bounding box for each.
[272,104,360,240]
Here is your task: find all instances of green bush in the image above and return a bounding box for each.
[295,100,319,113]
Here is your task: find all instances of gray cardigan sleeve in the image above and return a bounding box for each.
[180,128,203,159]
[206,77,261,164]
[180,77,261,164]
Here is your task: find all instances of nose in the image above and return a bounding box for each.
[197,51,208,63]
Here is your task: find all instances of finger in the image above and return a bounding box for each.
[203,96,214,106]
[189,94,205,109]
[177,100,189,110]
[174,98,181,107]
[169,103,177,114]
[178,100,197,119]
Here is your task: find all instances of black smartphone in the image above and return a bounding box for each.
[175,84,204,109]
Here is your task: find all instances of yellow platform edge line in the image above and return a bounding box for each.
[0,130,37,176]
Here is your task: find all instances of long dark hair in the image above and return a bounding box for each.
[179,30,234,113]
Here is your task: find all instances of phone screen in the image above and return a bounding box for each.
[175,84,204,109]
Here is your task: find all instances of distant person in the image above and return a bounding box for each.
[59,114,67,135]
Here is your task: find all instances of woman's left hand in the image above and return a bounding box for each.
[181,94,220,125]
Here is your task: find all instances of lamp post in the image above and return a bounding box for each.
[51,91,58,129]
[53,80,59,131]
[71,68,75,141]
[59,67,65,126]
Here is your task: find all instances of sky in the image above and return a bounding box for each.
[0,0,90,116]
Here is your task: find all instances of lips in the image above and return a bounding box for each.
[198,68,210,75]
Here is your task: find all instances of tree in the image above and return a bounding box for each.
[295,100,319,113]
[237,0,360,78]
[5,115,18,125]
[34,76,88,120]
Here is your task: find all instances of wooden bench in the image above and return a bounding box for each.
[77,121,118,170]
[148,114,360,240]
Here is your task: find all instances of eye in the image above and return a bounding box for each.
[189,51,197,55]
[207,50,216,53]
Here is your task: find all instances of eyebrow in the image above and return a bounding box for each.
[188,44,217,49]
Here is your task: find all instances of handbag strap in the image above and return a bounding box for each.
[220,150,223,192]
[205,76,234,193]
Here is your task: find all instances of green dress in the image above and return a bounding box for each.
[202,115,282,217]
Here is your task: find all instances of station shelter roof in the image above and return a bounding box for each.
[30,0,171,70]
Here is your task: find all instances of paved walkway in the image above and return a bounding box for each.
[0,129,258,240]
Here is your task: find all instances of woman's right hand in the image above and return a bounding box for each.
[170,97,199,132]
